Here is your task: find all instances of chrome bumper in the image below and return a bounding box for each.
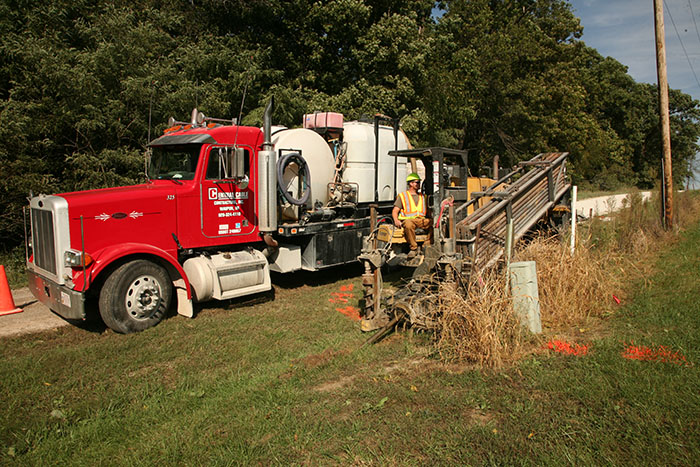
[26,269,86,320]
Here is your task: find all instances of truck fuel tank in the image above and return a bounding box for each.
[183,250,271,302]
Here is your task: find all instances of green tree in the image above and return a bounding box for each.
[1,0,699,251]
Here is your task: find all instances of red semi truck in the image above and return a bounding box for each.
[26,100,416,333]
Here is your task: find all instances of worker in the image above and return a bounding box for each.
[393,172,433,258]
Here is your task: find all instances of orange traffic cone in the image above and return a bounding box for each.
[0,265,22,316]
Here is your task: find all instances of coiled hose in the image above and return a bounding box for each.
[277,152,310,206]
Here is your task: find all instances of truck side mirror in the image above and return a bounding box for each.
[220,147,244,179]
[231,147,245,179]
[215,147,228,178]
[218,147,248,188]
[233,148,249,189]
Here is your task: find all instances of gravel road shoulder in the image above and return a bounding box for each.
[0,288,70,338]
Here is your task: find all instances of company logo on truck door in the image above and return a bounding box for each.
[208,188,249,201]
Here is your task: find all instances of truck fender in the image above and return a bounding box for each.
[89,243,194,318]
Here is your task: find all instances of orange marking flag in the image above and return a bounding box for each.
[622,343,689,365]
[329,292,353,304]
[329,284,360,320]
[329,284,355,304]
[336,306,361,321]
[546,340,589,356]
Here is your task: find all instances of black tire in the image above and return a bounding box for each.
[99,260,171,333]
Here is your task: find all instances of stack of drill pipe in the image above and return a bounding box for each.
[456,153,569,272]
[463,153,569,270]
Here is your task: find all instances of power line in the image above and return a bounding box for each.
[664,0,700,92]
[688,0,700,51]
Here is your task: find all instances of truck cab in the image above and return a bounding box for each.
[27,112,272,333]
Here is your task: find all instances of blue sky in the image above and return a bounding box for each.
[569,0,700,104]
[569,0,700,186]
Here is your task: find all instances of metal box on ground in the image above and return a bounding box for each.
[509,261,542,334]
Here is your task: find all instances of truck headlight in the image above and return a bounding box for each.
[64,249,94,268]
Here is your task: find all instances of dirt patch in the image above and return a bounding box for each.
[127,360,179,389]
[296,348,346,369]
[250,432,275,447]
[314,358,428,392]
[279,348,348,382]
[379,358,430,377]
[316,374,358,392]
[462,408,496,426]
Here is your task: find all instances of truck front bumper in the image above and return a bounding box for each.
[26,269,86,320]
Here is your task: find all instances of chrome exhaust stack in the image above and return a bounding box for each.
[258,98,277,233]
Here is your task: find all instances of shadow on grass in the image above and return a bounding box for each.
[78,294,187,334]
[193,287,276,313]
[270,261,416,293]
[270,262,366,289]
[77,262,416,331]
[64,317,108,333]
[65,299,108,334]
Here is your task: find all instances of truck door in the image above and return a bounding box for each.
[200,145,256,238]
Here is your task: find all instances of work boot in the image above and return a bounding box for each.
[407,249,418,259]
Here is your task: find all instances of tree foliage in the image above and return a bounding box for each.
[1,0,699,247]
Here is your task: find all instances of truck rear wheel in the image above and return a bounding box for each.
[99,260,171,333]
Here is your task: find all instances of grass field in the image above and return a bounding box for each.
[2,220,700,464]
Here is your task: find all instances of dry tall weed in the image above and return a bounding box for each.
[673,190,700,230]
[435,237,616,367]
[435,272,523,368]
[614,191,665,254]
[433,190,700,367]
[515,236,619,329]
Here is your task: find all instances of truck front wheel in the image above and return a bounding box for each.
[99,260,172,333]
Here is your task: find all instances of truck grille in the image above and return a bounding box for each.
[31,208,57,274]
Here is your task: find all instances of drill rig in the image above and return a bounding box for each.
[359,149,570,334]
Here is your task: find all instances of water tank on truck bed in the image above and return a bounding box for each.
[343,121,409,203]
[271,117,410,220]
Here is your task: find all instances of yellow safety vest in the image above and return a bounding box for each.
[398,191,426,220]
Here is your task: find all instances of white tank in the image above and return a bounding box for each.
[343,122,409,203]
[272,128,335,213]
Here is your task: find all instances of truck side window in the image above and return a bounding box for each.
[206,147,250,180]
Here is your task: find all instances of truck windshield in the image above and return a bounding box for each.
[149,144,202,181]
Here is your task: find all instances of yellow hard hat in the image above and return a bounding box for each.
[406,173,421,182]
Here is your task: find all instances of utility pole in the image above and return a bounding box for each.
[654,0,674,229]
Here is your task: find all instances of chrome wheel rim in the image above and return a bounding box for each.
[125,275,162,320]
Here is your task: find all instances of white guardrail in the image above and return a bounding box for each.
[575,191,652,219]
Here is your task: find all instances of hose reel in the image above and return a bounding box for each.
[277,151,311,206]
